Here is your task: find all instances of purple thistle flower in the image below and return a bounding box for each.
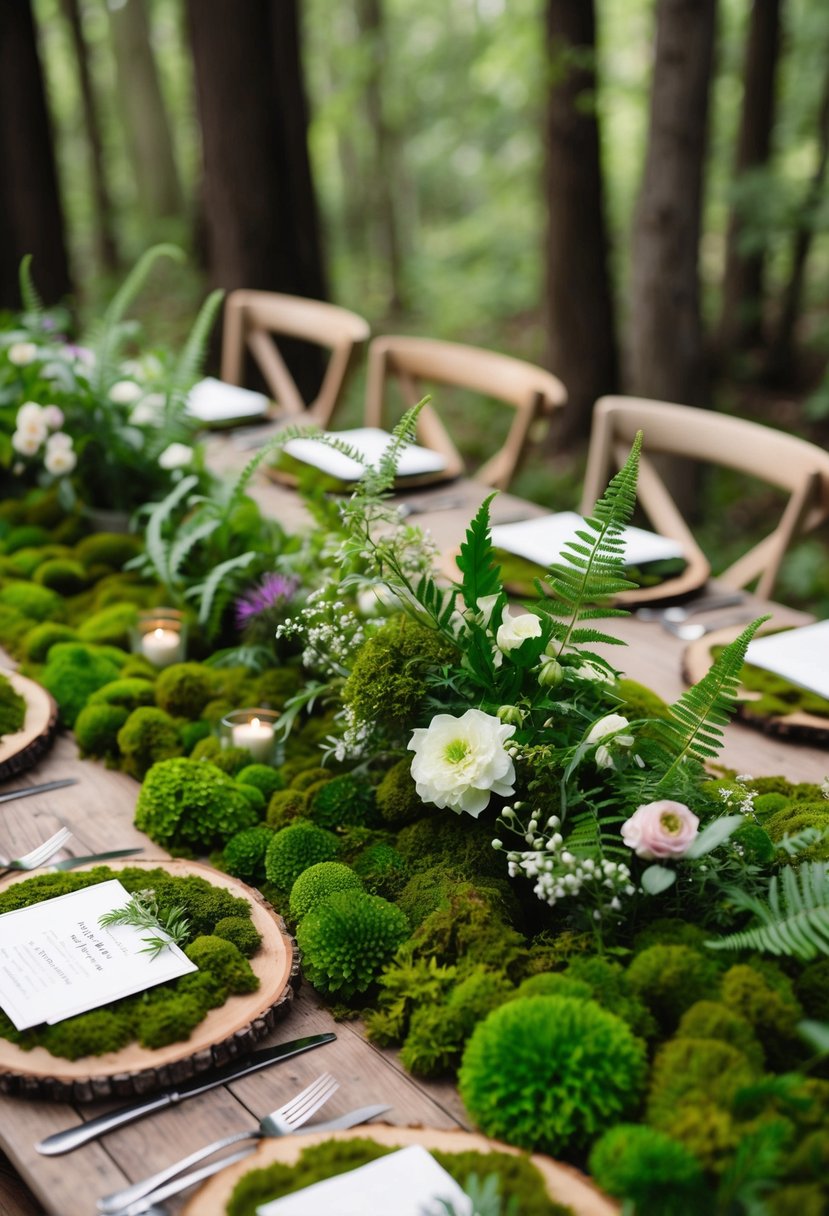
[235,573,299,630]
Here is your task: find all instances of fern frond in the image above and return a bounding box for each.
[188,550,258,639]
[455,494,502,613]
[168,516,221,580]
[168,288,225,404]
[143,473,200,591]
[371,401,426,494]
[18,255,44,317]
[706,862,829,961]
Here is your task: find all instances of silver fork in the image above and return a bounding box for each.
[97,1072,340,1213]
[0,827,73,875]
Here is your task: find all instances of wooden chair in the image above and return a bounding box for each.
[364,335,568,491]
[580,395,829,600]
[220,289,371,425]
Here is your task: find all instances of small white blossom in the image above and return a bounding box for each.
[109,379,143,404]
[44,444,77,476]
[158,442,194,470]
[7,341,38,365]
[11,430,41,456]
[495,607,542,653]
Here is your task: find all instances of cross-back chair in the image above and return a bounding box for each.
[580,395,829,600]
[220,289,371,426]
[364,335,568,491]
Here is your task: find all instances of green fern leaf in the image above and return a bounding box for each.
[706,862,829,961]
[189,551,258,639]
[18,255,44,317]
[168,288,225,404]
[168,517,221,580]
[143,474,199,591]
[456,493,502,613]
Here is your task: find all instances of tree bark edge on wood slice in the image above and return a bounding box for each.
[0,859,299,1101]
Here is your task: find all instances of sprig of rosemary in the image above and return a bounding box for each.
[98,888,191,959]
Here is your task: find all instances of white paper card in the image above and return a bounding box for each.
[283,427,448,481]
[187,377,270,423]
[0,879,197,1031]
[490,511,684,568]
[745,620,829,700]
[257,1145,471,1216]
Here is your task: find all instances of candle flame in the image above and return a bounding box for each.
[251,717,260,729]
[154,628,165,639]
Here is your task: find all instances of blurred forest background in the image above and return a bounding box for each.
[2,0,829,607]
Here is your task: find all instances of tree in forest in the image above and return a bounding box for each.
[0,0,71,309]
[719,0,782,357]
[542,0,618,443]
[628,0,717,406]
[186,0,327,394]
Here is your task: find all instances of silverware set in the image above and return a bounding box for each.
[634,591,757,640]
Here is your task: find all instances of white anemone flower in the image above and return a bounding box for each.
[11,430,42,456]
[158,442,194,470]
[408,708,516,818]
[585,712,635,769]
[7,342,38,366]
[46,430,72,451]
[44,445,77,476]
[496,607,542,653]
[109,379,143,405]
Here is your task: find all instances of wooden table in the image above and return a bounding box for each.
[0,449,825,1216]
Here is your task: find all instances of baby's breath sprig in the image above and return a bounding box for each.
[98,888,190,959]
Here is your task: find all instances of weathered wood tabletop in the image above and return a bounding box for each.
[0,445,825,1216]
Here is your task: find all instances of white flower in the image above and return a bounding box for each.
[46,430,72,451]
[130,400,162,425]
[7,341,38,366]
[11,429,42,456]
[585,713,634,769]
[408,708,516,818]
[16,400,44,426]
[109,379,143,405]
[569,659,615,685]
[158,442,194,470]
[496,607,542,653]
[475,594,500,626]
[42,404,64,429]
[44,444,77,476]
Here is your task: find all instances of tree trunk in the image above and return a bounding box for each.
[0,0,72,309]
[356,0,406,313]
[542,0,618,445]
[719,0,781,355]
[108,0,183,221]
[628,0,717,405]
[187,0,327,392]
[60,0,119,272]
[766,48,829,384]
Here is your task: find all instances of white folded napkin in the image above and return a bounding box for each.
[745,620,829,700]
[490,511,684,568]
[283,427,448,481]
[187,377,270,423]
[256,1144,472,1215]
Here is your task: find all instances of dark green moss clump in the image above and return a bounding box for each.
[222,827,275,883]
[77,603,139,648]
[626,945,720,1033]
[214,916,262,957]
[0,672,26,738]
[20,621,78,663]
[40,642,124,727]
[589,1123,705,1216]
[33,558,88,596]
[154,662,215,719]
[297,890,409,998]
[375,758,425,826]
[88,677,156,712]
[308,773,377,830]
[264,821,339,898]
[236,764,284,799]
[74,702,130,760]
[135,758,260,850]
[289,862,364,921]
[117,706,183,779]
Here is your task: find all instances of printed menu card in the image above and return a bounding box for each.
[0,879,196,1031]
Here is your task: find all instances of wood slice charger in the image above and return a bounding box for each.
[0,859,299,1102]
[182,1124,620,1216]
[683,622,829,743]
[0,671,59,783]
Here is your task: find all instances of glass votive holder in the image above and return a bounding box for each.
[220,708,280,765]
[131,608,188,669]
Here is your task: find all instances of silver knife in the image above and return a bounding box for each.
[36,1032,337,1156]
[0,778,78,804]
[49,848,144,871]
[107,1105,394,1216]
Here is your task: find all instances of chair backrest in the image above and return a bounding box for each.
[580,395,829,599]
[220,289,371,425]
[364,335,568,491]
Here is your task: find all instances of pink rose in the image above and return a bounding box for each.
[621,800,699,860]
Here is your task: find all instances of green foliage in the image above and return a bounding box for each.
[154,661,215,718]
[296,890,410,997]
[0,579,64,620]
[33,557,87,595]
[213,916,262,958]
[588,1123,705,1216]
[309,772,377,829]
[40,642,123,727]
[400,966,514,1077]
[222,827,275,883]
[117,706,183,779]
[676,1000,765,1069]
[351,842,409,899]
[74,531,142,570]
[264,821,339,897]
[626,945,721,1033]
[134,757,259,850]
[184,934,259,995]
[74,701,130,759]
[236,764,284,799]
[0,671,26,737]
[458,995,646,1153]
[707,863,829,961]
[646,1037,757,1134]
[375,758,425,826]
[76,602,138,648]
[720,964,803,1069]
[266,788,308,831]
[564,956,657,1039]
[20,621,78,663]
[289,861,364,920]
[88,677,156,711]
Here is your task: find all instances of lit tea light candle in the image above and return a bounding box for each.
[141,626,183,668]
[231,715,275,763]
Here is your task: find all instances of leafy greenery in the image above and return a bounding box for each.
[707,862,829,961]
[98,888,191,959]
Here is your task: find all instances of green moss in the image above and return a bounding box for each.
[676,1000,765,1069]
[290,766,331,792]
[309,773,377,829]
[237,783,266,814]
[289,862,364,921]
[754,792,792,818]
[374,758,425,827]
[135,994,206,1049]
[34,558,88,595]
[795,959,829,1019]
[0,603,29,652]
[41,642,123,728]
[767,1184,829,1216]
[264,821,339,897]
[342,615,458,732]
[297,890,409,998]
[222,826,275,883]
[39,1009,133,1061]
[213,916,262,957]
[565,956,657,1039]
[459,995,646,1154]
[77,602,139,648]
[252,666,304,708]
[411,878,527,973]
[737,657,829,720]
[764,803,829,858]
[511,973,594,1002]
[88,677,156,711]
[0,579,64,620]
[732,820,776,862]
[632,917,711,953]
[190,736,254,775]
[236,764,284,799]
[74,702,130,759]
[117,706,183,779]
[0,672,26,737]
[646,1038,756,1129]
[400,966,514,1077]
[20,621,78,662]
[720,963,804,1069]
[2,525,50,553]
[180,719,212,753]
[266,788,308,830]
[200,697,235,726]
[397,814,504,879]
[184,934,259,994]
[134,758,260,850]
[627,945,720,1033]
[616,677,672,720]
[589,1123,705,1216]
[74,531,142,569]
[154,662,216,718]
[352,842,409,899]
